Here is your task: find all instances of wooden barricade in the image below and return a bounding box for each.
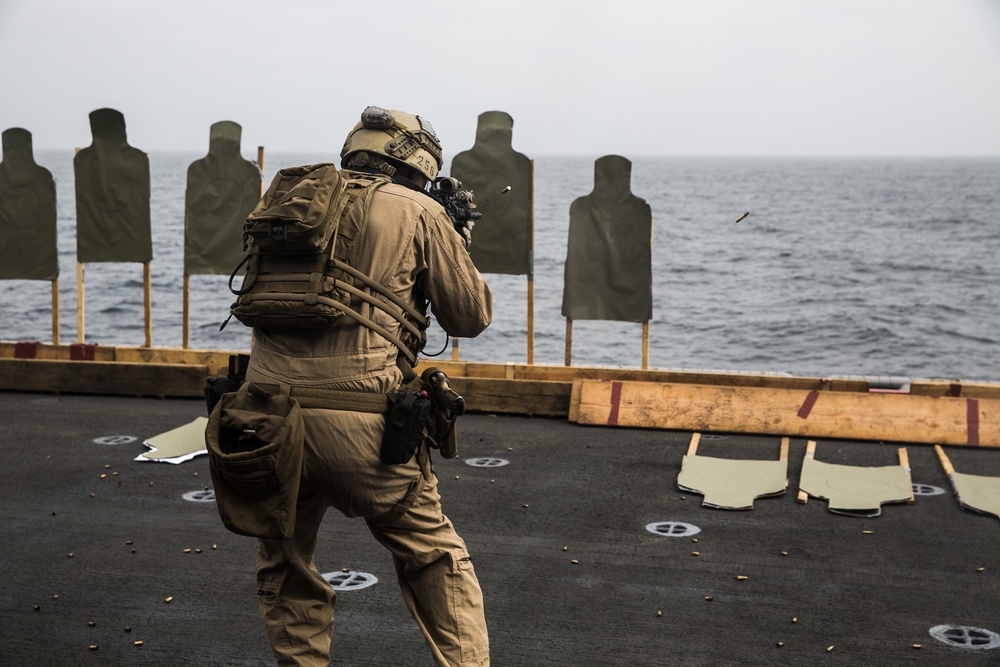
[570,379,1000,447]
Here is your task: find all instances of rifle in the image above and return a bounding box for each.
[428,176,481,243]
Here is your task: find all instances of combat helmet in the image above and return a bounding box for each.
[340,106,443,182]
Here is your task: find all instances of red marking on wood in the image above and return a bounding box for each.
[797,391,819,419]
[948,383,962,397]
[967,399,980,446]
[607,382,623,426]
[14,342,38,359]
[69,343,96,361]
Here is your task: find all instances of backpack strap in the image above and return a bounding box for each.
[228,168,430,366]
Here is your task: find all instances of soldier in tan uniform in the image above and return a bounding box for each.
[245,107,492,665]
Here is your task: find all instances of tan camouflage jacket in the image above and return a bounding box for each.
[247,177,492,394]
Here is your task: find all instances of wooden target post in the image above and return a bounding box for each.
[143,262,151,347]
[182,145,264,350]
[564,319,573,366]
[71,147,153,346]
[641,214,652,370]
[797,441,818,504]
[76,262,85,343]
[51,278,60,345]
[527,159,535,365]
[258,146,265,189]
[254,146,264,350]
[563,206,652,369]
[75,262,152,346]
[563,318,650,369]
[450,160,536,364]
[182,273,190,349]
[642,321,650,370]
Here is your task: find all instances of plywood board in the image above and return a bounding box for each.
[0,342,114,361]
[442,360,870,392]
[573,379,999,447]
[114,346,235,369]
[447,377,571,416]
[0,359,208,398]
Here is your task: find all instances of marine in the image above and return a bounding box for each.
[215,106,492,666]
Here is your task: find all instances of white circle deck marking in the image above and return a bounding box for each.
[93,435,138,446]
[182,490,216,503]
[912,484,946,496]
[646,521,702,537]
[465,457,509,468]
[929,624,1000,650]
[322,571,378,591]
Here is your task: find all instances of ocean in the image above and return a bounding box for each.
[2,152,998,382]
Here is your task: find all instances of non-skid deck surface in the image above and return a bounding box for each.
[2,391,999,666]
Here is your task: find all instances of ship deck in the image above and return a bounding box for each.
[1,390,998,666]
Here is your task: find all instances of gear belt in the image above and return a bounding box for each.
[252,383,390,413]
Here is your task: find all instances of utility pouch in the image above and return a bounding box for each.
[380,391,432,465]
[205,382,304,539]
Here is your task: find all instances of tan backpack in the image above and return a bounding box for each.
[227,164,428,366]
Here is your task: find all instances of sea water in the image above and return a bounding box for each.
[1,152,998,382]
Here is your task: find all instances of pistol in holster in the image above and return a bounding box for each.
[421,367,464,459]
[204,353,250,416]
[378,367,464,465]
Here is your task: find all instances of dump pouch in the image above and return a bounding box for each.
[205,382,304,539]
[380,391,432,465]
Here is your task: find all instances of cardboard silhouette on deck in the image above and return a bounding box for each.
[677,434,789,510]
[137,417,209,464]
[798,442,913,517]
[935,445,1000,522]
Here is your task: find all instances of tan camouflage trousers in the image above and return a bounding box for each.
[255,444,490,666]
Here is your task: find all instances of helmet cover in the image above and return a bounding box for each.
[341,106,442,181]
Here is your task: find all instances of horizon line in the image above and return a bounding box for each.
[24,148,1000,160]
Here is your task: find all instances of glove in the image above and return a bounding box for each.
[458,219,475,248]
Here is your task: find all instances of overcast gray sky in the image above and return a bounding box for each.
[1,0,998,158]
